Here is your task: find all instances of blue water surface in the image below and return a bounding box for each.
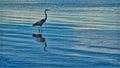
[0,3,120,68]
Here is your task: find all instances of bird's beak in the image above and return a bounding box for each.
[47,9,50,11]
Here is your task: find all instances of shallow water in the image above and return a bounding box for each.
[0,4,120,68]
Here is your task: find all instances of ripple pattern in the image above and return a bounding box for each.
[0,4,120,68]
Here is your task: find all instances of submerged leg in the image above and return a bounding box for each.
[38,26,42,33]
[39,26,40,33]
[41,26,42,33]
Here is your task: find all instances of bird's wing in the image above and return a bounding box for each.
[37,19,45,23]
[34,19,45,26]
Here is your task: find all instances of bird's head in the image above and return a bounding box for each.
[45,9,50,11]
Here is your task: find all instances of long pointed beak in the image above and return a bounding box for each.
[47,10,50,11]
[46,9,50,11]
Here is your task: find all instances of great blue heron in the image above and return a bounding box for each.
[33,34,47,51]
[33,9,50,33]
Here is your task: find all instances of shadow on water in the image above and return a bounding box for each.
[32,33,47,51]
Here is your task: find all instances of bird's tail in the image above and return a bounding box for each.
[33,24,35,27]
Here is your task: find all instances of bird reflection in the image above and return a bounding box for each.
[33,34,47,51]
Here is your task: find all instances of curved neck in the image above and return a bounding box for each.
[44,10,47,21]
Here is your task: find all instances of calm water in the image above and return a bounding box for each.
[0,4,120,68]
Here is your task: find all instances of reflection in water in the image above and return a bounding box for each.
[33,34,47,51]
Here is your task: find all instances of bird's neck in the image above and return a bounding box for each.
[44,11,47,21]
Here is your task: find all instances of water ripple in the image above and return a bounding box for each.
[0,6,120,67]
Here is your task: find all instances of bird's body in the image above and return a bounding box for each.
[33,9,50,33]
[33,19,45,26]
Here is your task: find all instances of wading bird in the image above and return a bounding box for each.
[33,9,50,33]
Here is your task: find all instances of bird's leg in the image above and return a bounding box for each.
[41,26,42,33]
[39,26,40,33]
[39,26,42,33]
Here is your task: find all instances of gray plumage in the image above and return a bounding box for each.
[33,9,50,33]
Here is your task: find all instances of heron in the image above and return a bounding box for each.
[33,9,50,33]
